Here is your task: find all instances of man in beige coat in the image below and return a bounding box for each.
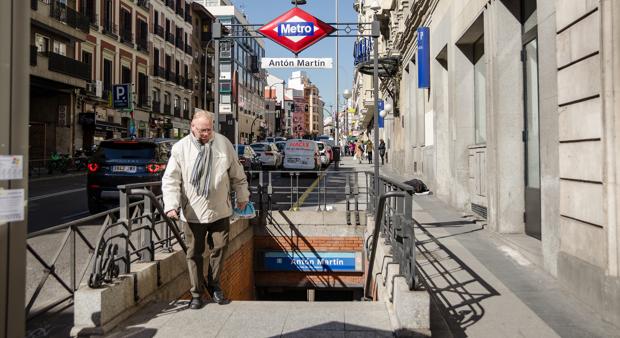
[162,110,249,309]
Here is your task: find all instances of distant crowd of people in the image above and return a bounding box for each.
[343,139,387,165]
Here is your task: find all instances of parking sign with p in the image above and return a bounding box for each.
[113,84,132,110]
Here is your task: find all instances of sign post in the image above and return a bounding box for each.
[417,27,430,89]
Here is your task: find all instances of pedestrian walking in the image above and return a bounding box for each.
[349,142,355,157]
[162,110,250,309]
[378,139,386,165]
[366,141,373,164]
[355,140,364,164]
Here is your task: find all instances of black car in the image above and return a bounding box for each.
[235,144,262,175]
[86,138,177,214]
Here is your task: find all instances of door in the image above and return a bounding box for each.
[523,37,541,239]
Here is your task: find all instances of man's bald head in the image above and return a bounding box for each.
[191,110,215,143]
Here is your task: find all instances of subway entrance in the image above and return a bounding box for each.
[256,287,364,302]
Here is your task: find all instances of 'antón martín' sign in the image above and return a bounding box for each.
[261,57,333,69]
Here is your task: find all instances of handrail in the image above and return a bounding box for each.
[363,191,407,299]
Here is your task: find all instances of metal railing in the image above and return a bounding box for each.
[25,182,184,321]
[363,172,418,300]
[244,169,368,226]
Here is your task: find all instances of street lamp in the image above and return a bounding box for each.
[343,89,352,139]
[379,102,392,118]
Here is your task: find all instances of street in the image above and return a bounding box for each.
[28,174,89,233]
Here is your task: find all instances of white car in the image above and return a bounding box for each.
[250,142,283,169]
[283,139,321,171]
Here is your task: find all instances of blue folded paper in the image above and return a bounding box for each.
[233,201,256,219]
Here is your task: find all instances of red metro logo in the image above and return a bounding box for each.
[258,7,335,55]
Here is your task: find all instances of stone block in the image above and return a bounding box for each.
[156,250,187,286]
[558,97,602,141]
[72,275,135,336]
[559,180,604,226]
[556,0,599,32]
[559,141,603,182]
[393,277,430,337]
[130,262,158,301]
[557,54,600,105]
[559,216,606,268]
[556,10,599,68]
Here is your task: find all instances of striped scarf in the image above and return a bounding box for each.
[190,135,213,197]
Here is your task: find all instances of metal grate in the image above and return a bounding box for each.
[471,203,487,219]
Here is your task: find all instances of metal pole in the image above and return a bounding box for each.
[335,0,339,147]
[1,2,28,336]
[372,19,380,207]
[213,22,221,132]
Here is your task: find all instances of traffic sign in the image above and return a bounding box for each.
[258,7,335,55]
[112,84,132,110]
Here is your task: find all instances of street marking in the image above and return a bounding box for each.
[290,173,324,211]
[29,188,86,201]
[61,210,90,220]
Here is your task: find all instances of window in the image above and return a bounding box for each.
[121,65,131,84]
[82,51,93,80]
[35,34,49,53]
[53,41,66,56]
[183,99,189,111]
[473,36,486,144]
[153,88,160,102]
[103,59,113,92]
[174,95,180,108]
[164,92,170,105]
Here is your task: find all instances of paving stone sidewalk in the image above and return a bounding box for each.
[338,155,620,337]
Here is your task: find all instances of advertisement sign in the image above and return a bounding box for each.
[258,7,335,54]
[353,38,372,65]
[417,27,430,88]
[262,251,362,272]
[261,57,333,69]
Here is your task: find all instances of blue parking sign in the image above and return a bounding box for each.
[113,84,132,110]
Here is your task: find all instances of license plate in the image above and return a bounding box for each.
[113,165,137,173]
[288,158,299,163]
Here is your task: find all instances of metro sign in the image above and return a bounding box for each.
[258,7,335,54]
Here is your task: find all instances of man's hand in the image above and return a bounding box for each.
[236,201,248,211]
[166,209,179,220]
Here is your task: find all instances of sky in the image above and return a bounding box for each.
[232,0,359,118]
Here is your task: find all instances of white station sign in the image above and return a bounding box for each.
[261,57,333,69]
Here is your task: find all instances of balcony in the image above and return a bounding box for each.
[165,0,175,11]
[152,100,161,113]
[184,12,192,23]
[138,95,151,109]
[177,75,185,87]
[152,65,165,78]
[175,36,184,50]
[136,35,148,53]
[48,52,91,81]
[120,31,134,47]
[165,70,176,83]
[137,0,150,10]
[49,0,90,33]
[174,107,181,117]
[103,22,119,39]
[30,45,38,66]
[183,109,190,119]
[185,44,192,56]
[155,25,164,39]
[185,79,193,90]
[166,32,175,45]
[163,104,171,114]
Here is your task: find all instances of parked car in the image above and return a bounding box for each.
[283,139,321,171]
[235,144,262,175]
[250,142,283,169]
[275,141,287,156]
[317,141,333,167]
[86,138,176,214]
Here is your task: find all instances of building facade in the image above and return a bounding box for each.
[198,0,266,145]
[353,0,620,324]
[150,0,194,138]
[30,0,92,165]
[190,2,216,113]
